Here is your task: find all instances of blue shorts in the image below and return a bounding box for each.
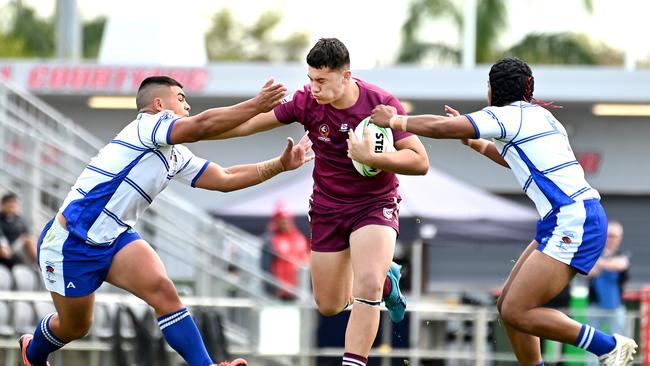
[37,217,141,296]
[535,199,607,275]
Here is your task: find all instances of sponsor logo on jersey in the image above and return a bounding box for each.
[339,123,349,132]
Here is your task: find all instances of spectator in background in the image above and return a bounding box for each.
[588,221,629,336]
[0,193,37,267]
[261,201,309,300]
[0,226,13,268]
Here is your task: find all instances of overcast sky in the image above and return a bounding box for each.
[3,0,647,68]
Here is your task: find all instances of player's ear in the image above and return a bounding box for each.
[342,69,352,81]
[152,97,163,112]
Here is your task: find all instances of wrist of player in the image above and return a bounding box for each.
[389,115,408,131]
[257,157,285,181]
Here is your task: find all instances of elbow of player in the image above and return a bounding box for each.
[413,157,429,175]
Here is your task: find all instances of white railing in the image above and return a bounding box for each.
[0,291,642,366]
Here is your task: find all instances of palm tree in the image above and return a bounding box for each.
[397,0,621,65]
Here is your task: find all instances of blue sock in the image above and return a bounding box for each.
[158,308,212,366]
[27,313,67,365]
[574,324,616,356]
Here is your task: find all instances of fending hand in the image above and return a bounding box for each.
[280,133,314,171]
[254,78,288,113]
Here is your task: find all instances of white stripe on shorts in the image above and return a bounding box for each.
[541,201,587,266]
[39,219,70,296]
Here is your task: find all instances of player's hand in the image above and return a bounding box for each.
[279,134,314,171]
[370,105,397,128]
[444,104,461,117]
[254,78,287,113]
[347,129,374,164]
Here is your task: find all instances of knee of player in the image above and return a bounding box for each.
[314,299,344,317]
[496,295,505,313]
[63,318,93,340]
[498,299,526,326]
[352,273,384,299]
[146,277,181,307]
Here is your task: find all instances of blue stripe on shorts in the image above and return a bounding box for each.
[534,199,607,274]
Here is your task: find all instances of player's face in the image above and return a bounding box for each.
[307,66,350,105]
[158,86,191,117]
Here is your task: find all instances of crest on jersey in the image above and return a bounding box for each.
[383,207,394,220]
[45,261,57,284]
[318,124,331,142]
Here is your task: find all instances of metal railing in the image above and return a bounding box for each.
[0,290,642,366]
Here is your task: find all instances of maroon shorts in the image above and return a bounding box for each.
[309,198,400,252]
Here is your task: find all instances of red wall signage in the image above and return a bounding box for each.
[0,66,11,80]
[25,65,208,92]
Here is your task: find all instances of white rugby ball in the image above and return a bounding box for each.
[352,117,395,177]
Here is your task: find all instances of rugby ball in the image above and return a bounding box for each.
[351,117,395,177]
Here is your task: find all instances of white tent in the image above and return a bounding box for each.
[213,167,538,243]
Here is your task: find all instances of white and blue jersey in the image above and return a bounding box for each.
[38,111,210,295]
[466,102,607,273]
[60,111,209,245]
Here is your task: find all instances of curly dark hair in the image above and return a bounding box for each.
[306,38,350,70]
[488,57,534,107]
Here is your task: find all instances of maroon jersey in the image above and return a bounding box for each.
[274,78,412,210]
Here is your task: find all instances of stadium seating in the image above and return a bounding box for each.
[0,266,12,290]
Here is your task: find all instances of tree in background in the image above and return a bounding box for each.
[205,9,310,62]
[0,1,55,58]
[398,0,623,65]
[82,17,106,59]
[0,0,105,59]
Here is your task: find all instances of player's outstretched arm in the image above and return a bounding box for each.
[371,104,509,168]
[347,132,429,175]
[205,110,285,140]
[444,105,509,168]
[168,79,287,144]
[194,135,313,192]
[371,104,477,139]
[462,139,509,168]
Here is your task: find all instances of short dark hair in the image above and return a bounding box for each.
[489,57,534,107]
[136,76,184,111]
[1,193,17,205]
[306,38,350,70]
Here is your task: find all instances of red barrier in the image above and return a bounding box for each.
[641,285,650,366]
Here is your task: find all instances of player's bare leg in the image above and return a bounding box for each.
[49,293,96,341]
[346,225,395,357]
[497,241,543,365]
[310,249,353,316]
[106,239,218,366]
[19,293,95,365]
[106,239,182,316]
[499,249,582,357]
